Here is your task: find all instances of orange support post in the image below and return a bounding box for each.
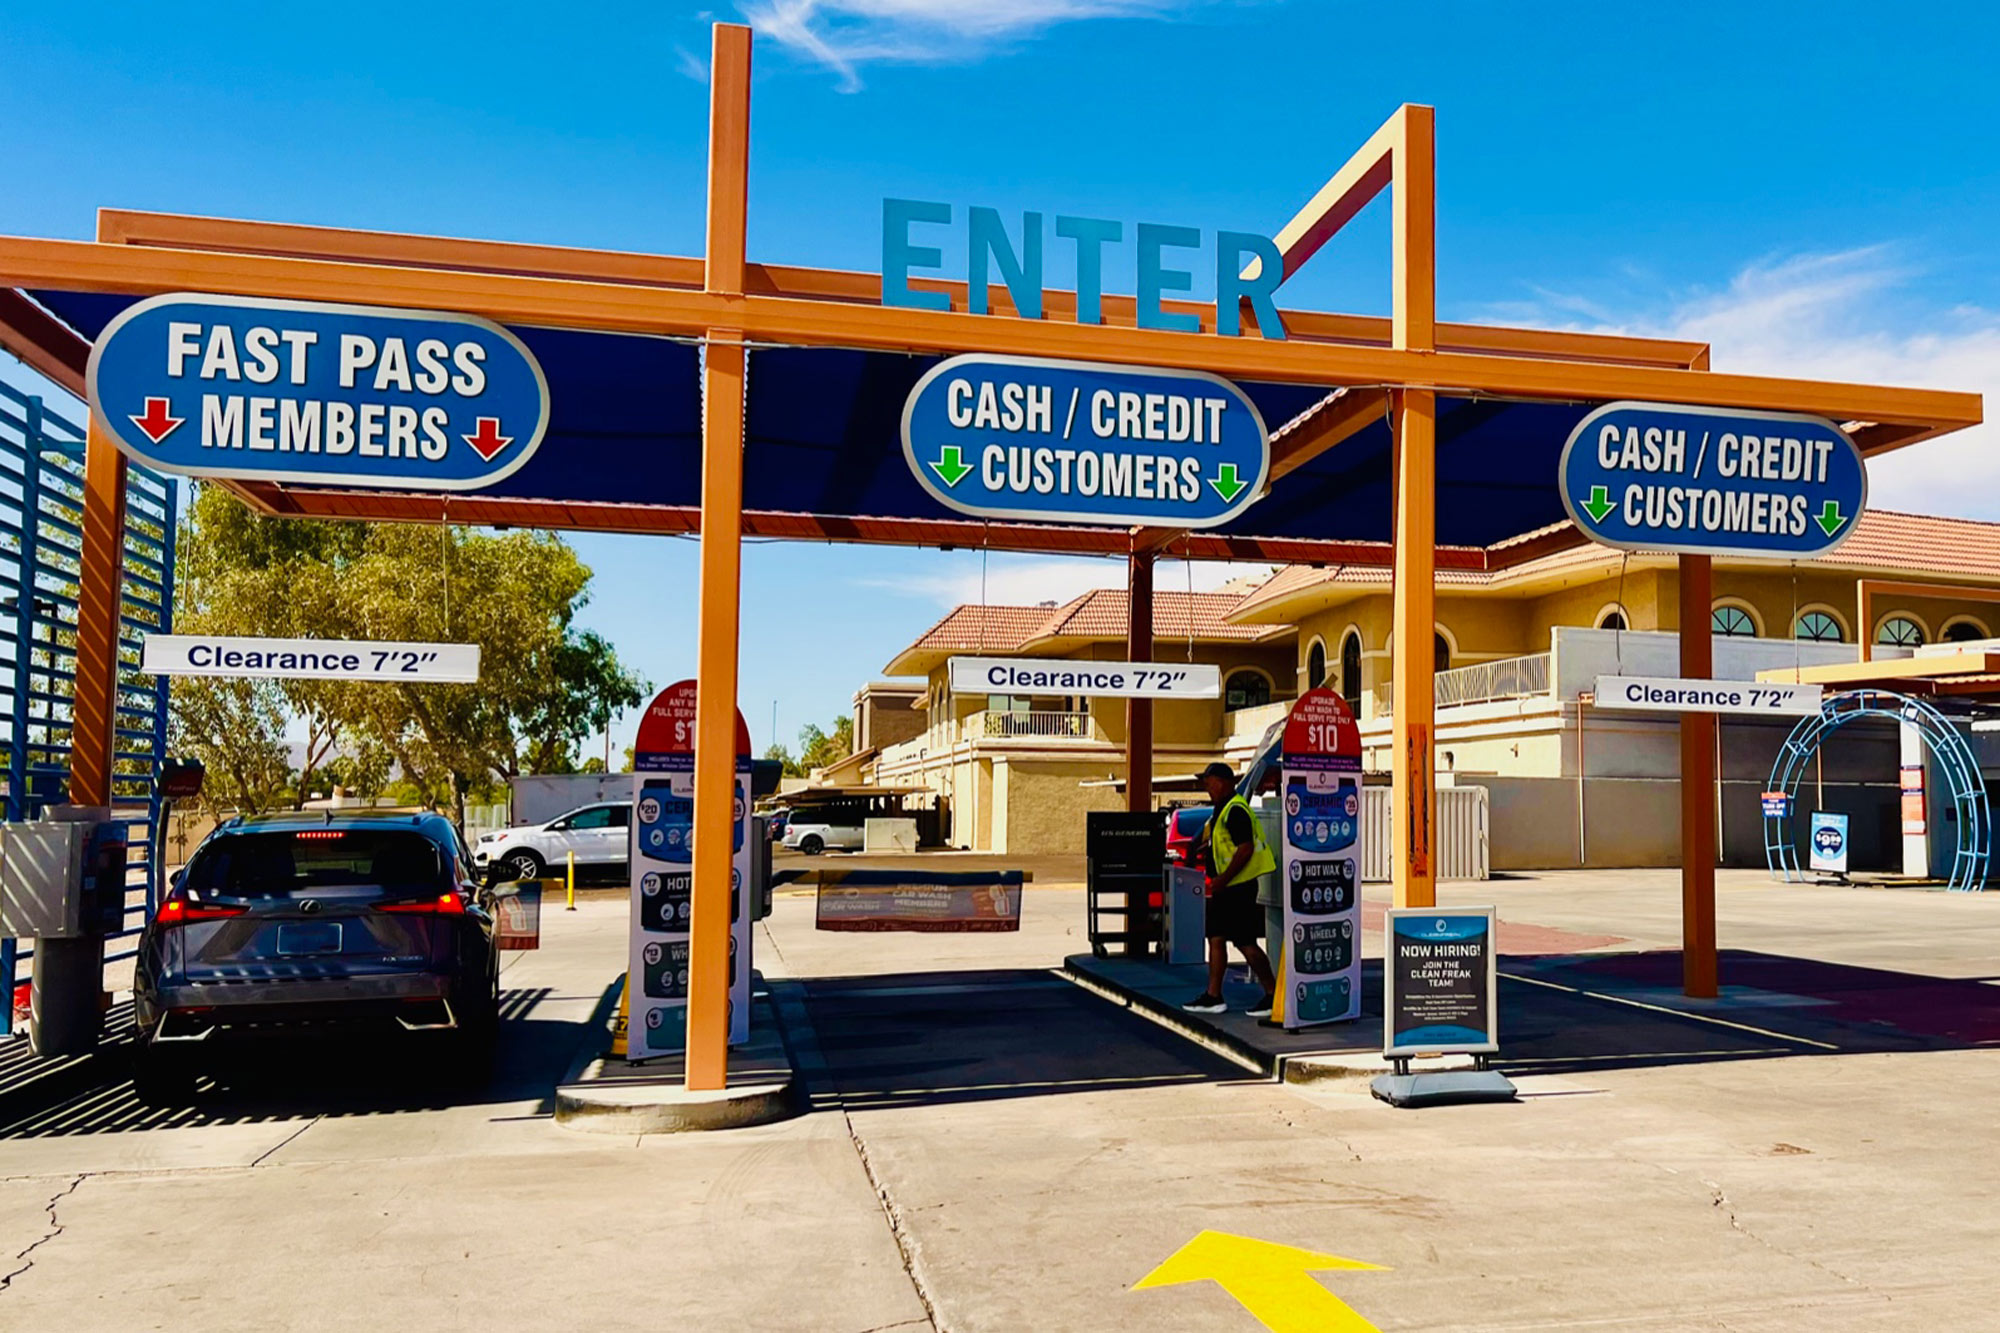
[685,22,752,1093]
[1679,553,1719,997]
[69,422,128,808]
[1390,389,1436,909]
[1125,551,1154,814]
[1388,106,1437,910]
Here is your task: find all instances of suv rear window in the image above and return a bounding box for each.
[182,829,449,897]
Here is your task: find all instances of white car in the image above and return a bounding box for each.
[474,801,631,881]
[781,816,864,855]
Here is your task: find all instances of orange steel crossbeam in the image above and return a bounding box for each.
[98,207,1712,368]
[0,289,88,397]
[0,236,1972,435]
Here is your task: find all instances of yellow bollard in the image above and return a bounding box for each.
[566,849,576,911]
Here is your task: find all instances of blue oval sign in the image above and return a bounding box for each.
[1558,401,1866,558]
[86,293,550,491]
[901,354,1269,528]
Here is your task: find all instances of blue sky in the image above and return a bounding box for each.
[4,1,1999,758]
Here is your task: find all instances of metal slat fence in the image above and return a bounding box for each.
[0,380,177,1033]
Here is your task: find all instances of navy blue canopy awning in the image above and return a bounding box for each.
[33,290,1594,550]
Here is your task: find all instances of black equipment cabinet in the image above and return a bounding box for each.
[1086,810,1167,958]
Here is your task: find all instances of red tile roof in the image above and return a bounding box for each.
[889,587,1277,673]
[1231,510,2000,622]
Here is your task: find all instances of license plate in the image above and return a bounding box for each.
[277,922,342,955]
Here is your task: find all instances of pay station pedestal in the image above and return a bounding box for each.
[1086,811,1166,959]
[1,807,129,1057]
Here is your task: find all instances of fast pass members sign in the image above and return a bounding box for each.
[902,353,1270,527]
[1558,401,1866,558]
[1279,687,1364,1030]
[87,293,550,491]
[627,680,752,1056]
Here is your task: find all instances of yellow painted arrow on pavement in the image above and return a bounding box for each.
[1133,1229,1387,1332]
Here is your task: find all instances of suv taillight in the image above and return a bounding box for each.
[379,892,467,916]
[156,892,248,924]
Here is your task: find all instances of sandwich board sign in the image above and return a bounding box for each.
[626,680,752,1057]
[1809,812,1850,875]
[1277,687,1363,1029]
[1383,907,1499,1058]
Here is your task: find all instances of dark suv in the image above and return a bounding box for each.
[132,811,502,1101]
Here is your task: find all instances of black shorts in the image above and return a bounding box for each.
[1204,881,1261,948]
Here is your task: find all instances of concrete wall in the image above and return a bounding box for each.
[991,757,1126,855]
[1463,773,1904,871]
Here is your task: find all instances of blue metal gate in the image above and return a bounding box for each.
[0,380,178,1033]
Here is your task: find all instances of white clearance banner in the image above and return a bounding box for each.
[1592,675,1821,716]
[949,656,1220,699]
[142,634,481,683]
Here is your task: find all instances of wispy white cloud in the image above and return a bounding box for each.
[673,42,711,84]
[1482,246,2000,520]
[862,553,1273,609]
[738,0,1191,91]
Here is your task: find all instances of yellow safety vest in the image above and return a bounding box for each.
[1207,794,1276,887]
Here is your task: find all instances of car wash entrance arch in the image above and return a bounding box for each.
[0,23,1980,1091]
[1764,690,1995,891]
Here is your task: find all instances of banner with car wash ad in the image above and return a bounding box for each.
[1279,687,1364,1029]
[627,679,752,1055]
[812,868,1024,932]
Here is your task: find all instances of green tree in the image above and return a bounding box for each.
[796,716,854,775]
[173,485,647,824]
[763,742,801,778]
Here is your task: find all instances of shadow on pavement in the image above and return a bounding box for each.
[0,986,588,1137]
[796,968,1251,1111]
[1498,948,2000,1076]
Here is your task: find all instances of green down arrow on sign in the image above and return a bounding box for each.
[929,445,973,487]
[1209,463,1248,503]
[1815,500,1847,536]
[1580,484,1615,523]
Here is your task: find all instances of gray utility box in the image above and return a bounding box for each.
[1,821,89,938]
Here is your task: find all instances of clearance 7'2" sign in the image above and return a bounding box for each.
[87,293,551,491]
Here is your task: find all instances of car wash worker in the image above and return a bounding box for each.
[1183,761,1279,1019]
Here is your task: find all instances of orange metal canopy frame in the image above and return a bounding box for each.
[0,22,1980,1090]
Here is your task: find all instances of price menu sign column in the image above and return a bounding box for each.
[627,679,753,1056]
[1279,687,1364,1029]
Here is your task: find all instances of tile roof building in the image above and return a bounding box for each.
[856,511,2000,868]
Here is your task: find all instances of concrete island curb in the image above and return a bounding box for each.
[553,977,804,1134]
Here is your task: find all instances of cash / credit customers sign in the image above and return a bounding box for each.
[1559,401,1866,559]
[903,354,1269,528]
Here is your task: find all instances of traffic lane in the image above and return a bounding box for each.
[798,968,1251,1110]
[0,1114,930,1333]
[0,901,629,1175]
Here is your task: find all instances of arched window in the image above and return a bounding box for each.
[1305,638,1328,690]
[1876,616,1925,648]
[1711,605,1756,637]
[1794,611,1844,642]
[1434,633,1452,672]
[1943,619,1989,643]
[1224,669,1271,710]
[1598,609,1628,631]
[1339,632,1362,712]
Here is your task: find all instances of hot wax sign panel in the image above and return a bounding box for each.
[1559,401,1866,559]
[87,293,551,491]
[902,354,1269,528]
